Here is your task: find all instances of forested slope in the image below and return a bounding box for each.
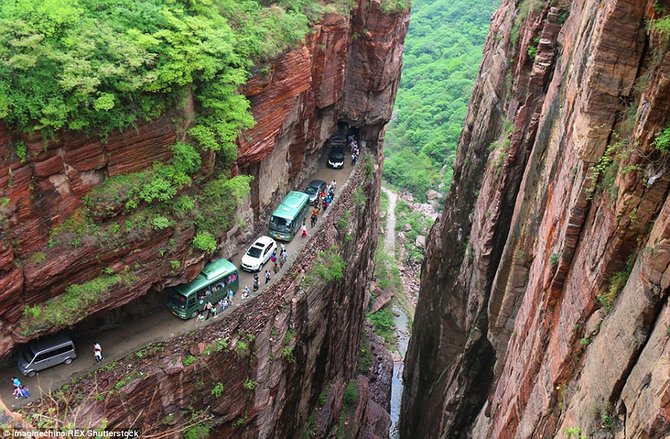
[383,0,497,200]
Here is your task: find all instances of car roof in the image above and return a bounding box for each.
[28,333,73,352]
[307,179,326,187]
[254,236,275,247]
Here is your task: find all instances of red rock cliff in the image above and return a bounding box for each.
[401,0,670,438]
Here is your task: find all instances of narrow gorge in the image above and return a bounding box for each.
[2,0,670,438]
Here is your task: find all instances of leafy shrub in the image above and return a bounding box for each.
[192,232,216,253]
[367,306,396,346]
[380,0,411,13]
[313,245,346,282]
[183,425,210,439]
[243,379,257,391]
[211,382,224,398]
[194,175,253,237]
[173,195,195,217]
[653,125,670,152]
[281,347,295,362]
[236,340,249,353]
[650,17,670,39]
[15,141,27,162]
[182,355,197,367]
[215,339,229,352]
[152,215,171,230]
[597,257,633,313]
[343,381,359,407]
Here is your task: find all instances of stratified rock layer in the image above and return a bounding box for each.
[401,0,670,438]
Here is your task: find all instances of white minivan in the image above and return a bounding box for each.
[17,334,76,376]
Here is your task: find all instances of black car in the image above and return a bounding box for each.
[327,147,345,169]
[304,179,327,205]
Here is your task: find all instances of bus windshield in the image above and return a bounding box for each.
[270,216,291,232]
[169,291,188,309]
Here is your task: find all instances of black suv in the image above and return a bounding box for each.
[327,147,345,169]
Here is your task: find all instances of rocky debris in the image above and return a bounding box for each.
[426,189,440,200]
[414,235,426,249]
[370,282,394,314]
[403,223,412,232]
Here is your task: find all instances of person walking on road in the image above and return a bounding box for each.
[18,385,29,399]
[301,222,308,238]
[281,250,288,268]
[264,269,271,284]
[204,301,213,320]
[12,377,22,398]
[242,286,251,298]
[94,343,103,362]
[253,274,259,292]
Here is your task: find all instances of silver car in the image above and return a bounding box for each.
[17,334,76,376]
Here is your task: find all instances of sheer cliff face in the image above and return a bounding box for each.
[401,0,670,438]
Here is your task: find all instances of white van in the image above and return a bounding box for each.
[17,334,76,376]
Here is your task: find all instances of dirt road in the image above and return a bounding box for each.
[1,157,354,410]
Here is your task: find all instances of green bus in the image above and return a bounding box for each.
[269,191,310,241]
[167,258,239,319]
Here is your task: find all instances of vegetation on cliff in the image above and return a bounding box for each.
[0,0,351,148]
[383,0,497,200]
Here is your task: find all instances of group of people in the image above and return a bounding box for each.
[310,179,337,229]
[200,286,236,321]
[11,376,29,399]
[258,244,289,286]
[348,135,360,165]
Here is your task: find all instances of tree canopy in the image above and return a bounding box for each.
[0,0,334,153]
[384,0,498,200]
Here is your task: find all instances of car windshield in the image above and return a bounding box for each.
[169,291,187,309]
[23,348,34,363]
[305,186,319,195]
[247,246,263,258]
[270,216,291,232]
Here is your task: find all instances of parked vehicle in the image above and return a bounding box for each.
[241,236,278,272]
[268,191,310,241]
[167,258,239,319]
[17,334,76,377]
[304,179,327,205]
[327,146,345,169]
